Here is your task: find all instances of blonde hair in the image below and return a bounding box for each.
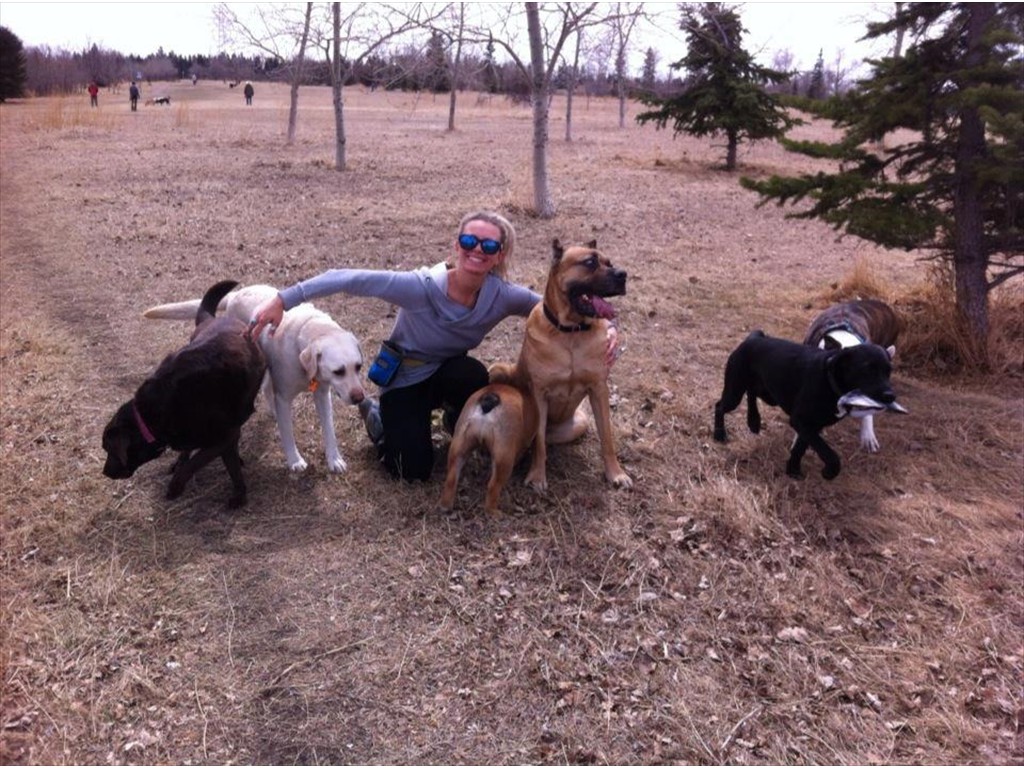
[456,209,516,280]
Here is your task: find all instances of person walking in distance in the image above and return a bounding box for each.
[243,81,254,105]
[129,81,140,112]
[88,81,99,107]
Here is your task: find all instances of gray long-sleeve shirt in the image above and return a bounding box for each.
[278,262,539,391]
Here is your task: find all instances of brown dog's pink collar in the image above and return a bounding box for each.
[132,401,158,444]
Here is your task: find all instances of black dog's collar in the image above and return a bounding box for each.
[822,319,866,344]
[543,303,591,333]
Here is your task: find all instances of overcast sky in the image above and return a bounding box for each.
[0,2,894,73]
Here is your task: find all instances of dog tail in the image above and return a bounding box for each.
[479,391,502,414]
[144,286,239,320]
[143,299,204,320]
[197,281,239,325]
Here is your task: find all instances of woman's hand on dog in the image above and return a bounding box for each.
[250,295,285,339]
[606,324,622,368]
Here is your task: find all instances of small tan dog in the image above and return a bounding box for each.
[438,239,631,514]
[438,384,539,514]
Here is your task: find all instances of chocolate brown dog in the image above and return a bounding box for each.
[804,299,902,452]
[102,280,266,508]
[440,239,630,513]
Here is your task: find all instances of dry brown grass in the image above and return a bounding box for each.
[1,80,1021,765]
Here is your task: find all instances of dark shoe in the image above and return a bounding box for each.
[442,407,458,436]
[359,398,384,447]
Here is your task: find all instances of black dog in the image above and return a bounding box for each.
[102,280,266,507]
[804,299,902,452]
[713,330,899,480]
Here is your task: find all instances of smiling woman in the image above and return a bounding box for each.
[249,209,539,483]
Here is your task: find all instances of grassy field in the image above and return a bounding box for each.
[1,79,1021,765]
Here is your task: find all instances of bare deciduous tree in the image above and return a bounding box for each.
[288,4,313,145]
[214,3,314,144]
[313,3,438,170]
[608,2,644,129]
[466,2,606,218]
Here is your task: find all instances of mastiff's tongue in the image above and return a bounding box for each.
[591,295,617,320]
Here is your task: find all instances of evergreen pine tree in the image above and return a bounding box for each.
[742,3,1023,364]
[635,3,796,170]
[807,49,826,99]
[0,26,27,102]
[424,31,451,93]
[640,47,658,95]
[483,35,499,94]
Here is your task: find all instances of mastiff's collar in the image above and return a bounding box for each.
[543,303,591,333]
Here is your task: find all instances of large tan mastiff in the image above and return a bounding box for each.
[439,239,631,514]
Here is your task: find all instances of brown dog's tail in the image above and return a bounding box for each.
[197,281,239,326]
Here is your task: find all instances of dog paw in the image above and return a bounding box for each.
[326,456,347,473]
[821,464,841,481]
[227,491,248,509]
[608,471,633,489]
[288,457,309,472]
[525,474,548,494]
[785,463,804,479]
[861,438,881,453]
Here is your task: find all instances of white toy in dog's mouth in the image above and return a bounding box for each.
[836,391,908,419]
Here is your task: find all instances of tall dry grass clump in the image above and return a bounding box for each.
[823,257,1022,379]
[174,102,190,128]
[821,256,894,303]
[895,263,1023,377]
[30,97,116,132]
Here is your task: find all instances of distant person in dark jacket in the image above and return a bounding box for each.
[88,82,99,107]
[243,81,254,106]
[129,82,140,111]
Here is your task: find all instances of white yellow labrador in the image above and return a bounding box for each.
[144,285,364,473]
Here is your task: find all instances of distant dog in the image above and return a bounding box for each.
[804,299,901,452]
[713,330,904,480]
[102,280,266,508]
[145,285,364,473]
[440,239,629,513]
[438,384,539,514]
[146,96,171,106]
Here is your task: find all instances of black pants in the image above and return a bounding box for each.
[379,355,488,481]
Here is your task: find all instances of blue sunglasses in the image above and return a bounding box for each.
[458,233,502,256]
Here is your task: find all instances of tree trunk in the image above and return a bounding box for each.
[332,2,346,170]
[447,4,465,132]
[527,3,554,218]
[616,44,627,129]
[286,2,312,146]
[565,30,581,142]
[725,130,738,171]
[447,73,458,132]
[952,2,993,363]
[892,2,905,58]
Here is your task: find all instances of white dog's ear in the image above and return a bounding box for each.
[299,343,320,381]
[886,345,896,360]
